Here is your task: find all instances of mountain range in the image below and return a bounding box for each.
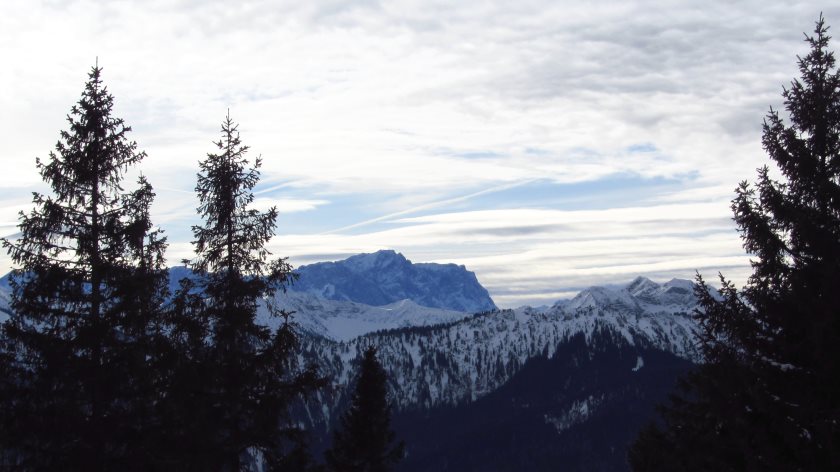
[0,250,703,470]
[283,251,701,470]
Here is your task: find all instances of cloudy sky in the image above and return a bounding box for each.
[1,1,837,307]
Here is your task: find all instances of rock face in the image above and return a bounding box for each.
[292,250,497,313]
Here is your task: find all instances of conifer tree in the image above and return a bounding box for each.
[169,112,322,470]
[630,16,840,471]
[0,64,169,470]
[325,346,404,472]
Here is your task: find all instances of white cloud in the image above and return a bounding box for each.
[1,0,830,304]
[266,202,748,307]
[252,198,329,214]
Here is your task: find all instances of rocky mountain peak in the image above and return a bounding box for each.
[293,250,497,313]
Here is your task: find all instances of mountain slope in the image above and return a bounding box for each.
[301,298,698,421]
[393,331,693,472]
[292,274,701,469]
[257,291,474,341]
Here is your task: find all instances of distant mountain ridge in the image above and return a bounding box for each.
[556,276,701,314]
[292,250,497,313]
[0,266,701,346]
[301,277,700,412]
[0,258,703,471]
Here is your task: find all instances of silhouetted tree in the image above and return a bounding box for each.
[0,64,169,470]
[167,112,323,470]
[326,346,404,472]
[630,16,840,471]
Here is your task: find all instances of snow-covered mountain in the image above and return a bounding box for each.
[0,258,495,341]
[297,276,700,415]
[289,274,702,470]
[292,250,497,313]
[0,259,703,471]
[0,264,700,367]
[0,269,700,363]
[558,276,699,314]
[257,291,473,342]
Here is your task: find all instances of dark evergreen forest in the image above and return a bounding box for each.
[631,16,840,471]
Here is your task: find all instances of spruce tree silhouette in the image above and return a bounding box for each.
[326,346,404,472]
[630,16,840,471]
[0,63,169,470]
[166,112,323,470]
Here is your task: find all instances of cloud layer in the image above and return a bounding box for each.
[2,0,835,306]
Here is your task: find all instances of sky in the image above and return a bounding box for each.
[1,1,838,308]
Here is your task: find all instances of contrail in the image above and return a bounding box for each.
[322,179,540,235]
[254,181,296,196]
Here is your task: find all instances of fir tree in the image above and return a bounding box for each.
[168,112,323,470]
[630,16,840,471]
[325,346,404,472]
[0,64,169,470]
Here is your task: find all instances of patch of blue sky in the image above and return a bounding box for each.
[524,147,553,157]
[429,146,505,160]
[626,142,658,153]
[275,194,383,235]
[159,222,196,244]
[0,186,37,202]
[252,176,302,195]
[452,150,505,159]
[291,171,710,237]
